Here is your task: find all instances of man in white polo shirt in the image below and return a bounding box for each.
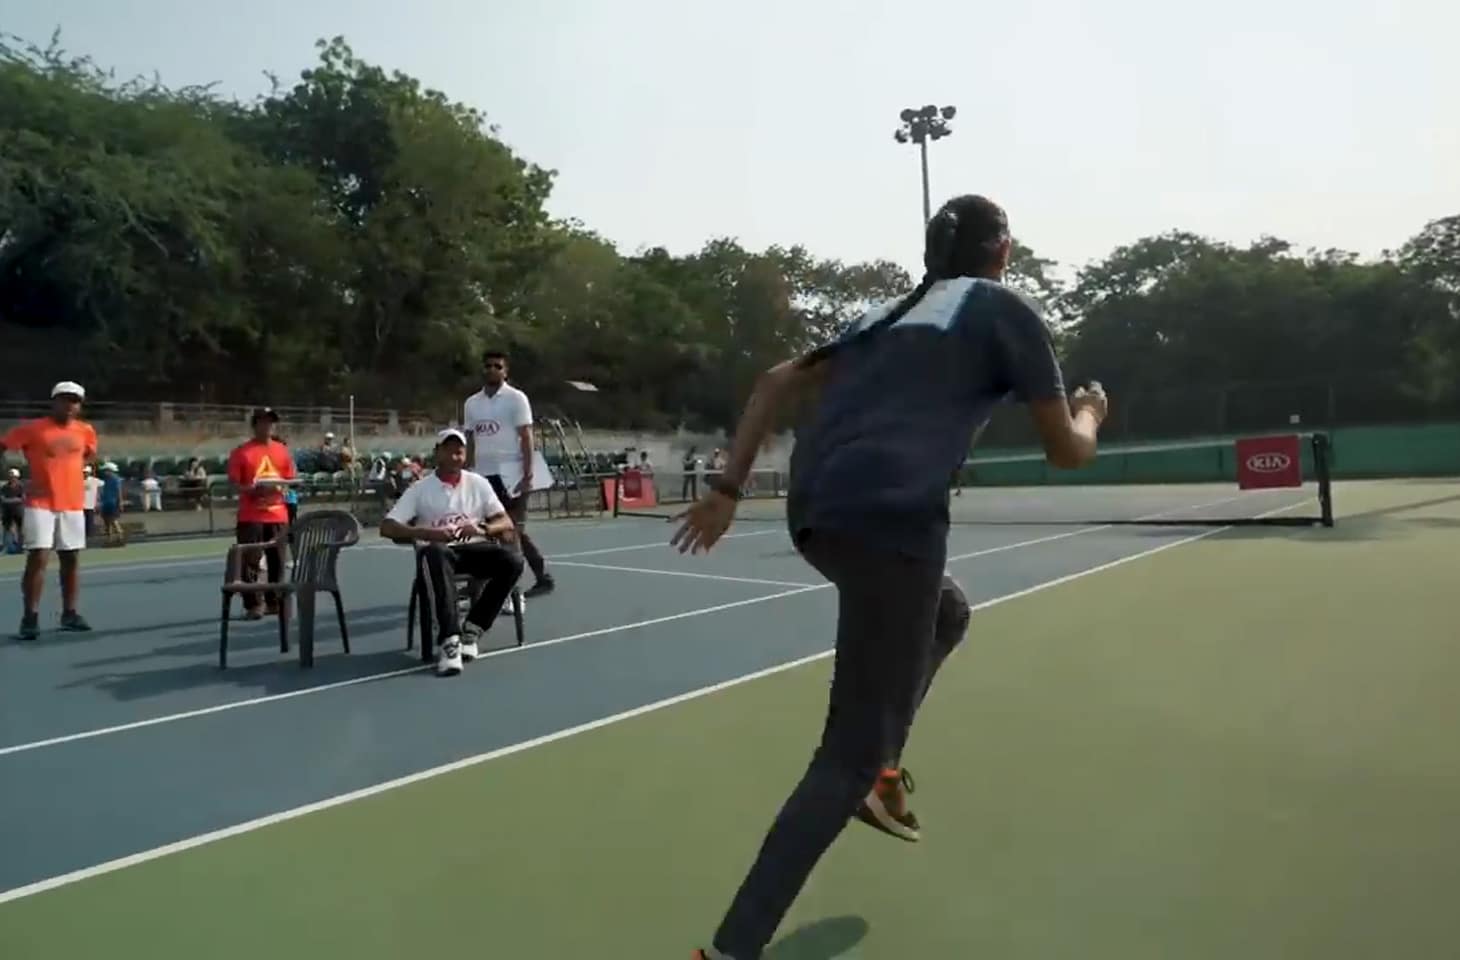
[380,428,525,676]
[463,348,554,597]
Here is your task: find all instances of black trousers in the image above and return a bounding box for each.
[485,474,548,582]
[236,521,287,612]
[416,541,524,642]
[711,529,970,958]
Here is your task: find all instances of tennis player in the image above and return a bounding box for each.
[675,195,1109,960]
[0,381,98,639]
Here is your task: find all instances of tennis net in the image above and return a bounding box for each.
[612,433,1334,528]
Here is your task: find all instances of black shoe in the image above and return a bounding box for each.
[60,611,92,632]
[523,577,555,599]
[17,613,39,641]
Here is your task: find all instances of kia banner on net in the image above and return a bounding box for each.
[1235,434,1303,490]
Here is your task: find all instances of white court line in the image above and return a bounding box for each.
[546,529,776,559]
[0,529,780,581]
[550,560,816,589]
[0,497,1313,905]
[0,497,1247,758]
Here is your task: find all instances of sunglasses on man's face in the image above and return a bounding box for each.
[485,362,505,370]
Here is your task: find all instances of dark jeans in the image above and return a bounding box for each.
[236,521,287,612]
[712,529,970,958]
[416,541,525,642]
[485,474,548,583]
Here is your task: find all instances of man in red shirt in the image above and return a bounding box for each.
[0,381,98,639]
[226,407,297,619]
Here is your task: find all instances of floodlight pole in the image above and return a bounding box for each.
[894,104,957,228]
[918,139,931,226]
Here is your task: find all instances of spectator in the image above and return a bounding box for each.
[98,462,124,546]
[227,407,297,620]
[681,446,701,501]
[82,465,101,537]
[463,348,554,598]
[276,437,300,538]
[140,467,162,512]
[317,432,341,472]
[1,468,23,553]
[0,380,98,638]
[183,457,208,510]
[379,428,524,677]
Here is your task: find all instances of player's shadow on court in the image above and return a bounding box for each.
[764,915,869,959]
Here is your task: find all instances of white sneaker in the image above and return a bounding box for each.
[436,636,464,676]
[459,639,480,662]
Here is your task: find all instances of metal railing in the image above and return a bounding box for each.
[0,400,440,438]
[81,474,609,544]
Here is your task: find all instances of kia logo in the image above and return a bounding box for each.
[475,421,501,436]
[1246,452,1291,473]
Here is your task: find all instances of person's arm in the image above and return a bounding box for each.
[1028,396,1103,469]
[515,393,534,491]
[995,296,1105,469]
[379,485,450,542]
[0,424,26,455]
[714,355,831,493]
[482,509,515,540]
[475,477,516,540]
[226,448,252,494]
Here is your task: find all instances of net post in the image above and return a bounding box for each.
[611,471,622,518]
[1312,432,1334,527]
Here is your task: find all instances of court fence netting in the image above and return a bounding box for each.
[610,433,1335,529]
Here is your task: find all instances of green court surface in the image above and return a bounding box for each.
[3,481,1458,958]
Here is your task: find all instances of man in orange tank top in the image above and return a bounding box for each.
[226,407,298,619]
[0,381,99,640]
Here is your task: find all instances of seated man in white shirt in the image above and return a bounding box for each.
[380,428,525,676]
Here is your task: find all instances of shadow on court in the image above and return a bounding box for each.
[55,647,421,704]
[765,915,870,959]
[46,603,426,704]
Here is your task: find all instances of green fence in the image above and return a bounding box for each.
[962,423,1460,487]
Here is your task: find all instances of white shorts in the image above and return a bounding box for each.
[23,507,88,552]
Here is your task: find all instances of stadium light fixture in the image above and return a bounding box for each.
[893,103,956,227]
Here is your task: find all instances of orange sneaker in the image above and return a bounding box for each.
[855,767,921,842]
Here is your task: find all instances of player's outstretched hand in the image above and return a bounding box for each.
[670,491,737,555]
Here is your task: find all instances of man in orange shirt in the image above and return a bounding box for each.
[226,407,298,619]
[0,381,98,640]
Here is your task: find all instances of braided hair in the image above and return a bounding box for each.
[798,194,1010,369]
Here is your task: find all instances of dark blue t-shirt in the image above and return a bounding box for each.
[787,277,1065,557]
[99,475,122,513]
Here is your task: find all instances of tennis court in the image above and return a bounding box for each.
[1,477,1458,958]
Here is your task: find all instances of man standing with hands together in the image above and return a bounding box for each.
[464,349,554,598]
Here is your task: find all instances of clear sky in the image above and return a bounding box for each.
[4,0,1456,279]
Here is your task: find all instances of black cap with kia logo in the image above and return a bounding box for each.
[250,407,280,424]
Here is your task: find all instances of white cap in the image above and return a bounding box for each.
[102,461,118,472]
[436,427,468,446]
[51,381,85,400]
[84,465,93,474]
[6,468,17,478]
